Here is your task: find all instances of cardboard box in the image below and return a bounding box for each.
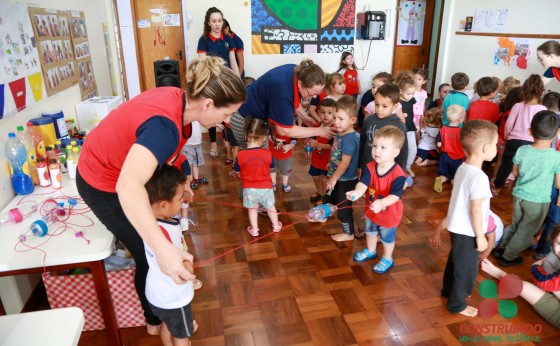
[43,267,146,331]
[74,96,123,132]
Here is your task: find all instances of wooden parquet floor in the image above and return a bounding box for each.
[51,138,560,345]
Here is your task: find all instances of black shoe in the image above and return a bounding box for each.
[191,182,199,189]
[310,193,322,203]
[498,256,523,267]
[195,177,208,184]
[354,228,365,239]
[493,248,504,259]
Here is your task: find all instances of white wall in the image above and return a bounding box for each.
[0,0,120,314]
[185,0,397,94]
[435,0,560,93]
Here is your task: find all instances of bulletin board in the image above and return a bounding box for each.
[0,3,45,119]
[28,7,77,97]
[68,10,97,100]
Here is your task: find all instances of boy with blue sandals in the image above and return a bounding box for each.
[346,126,407,273]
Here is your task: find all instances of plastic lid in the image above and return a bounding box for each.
[55,140,61,144]
[57,202,64,207]
[66,145,72,149]
[16,126,24,132]
[26,122,33,127]
[29,117,53,125]
[73,147,79,152]
[71,141,77,145]
[8,132,15,138]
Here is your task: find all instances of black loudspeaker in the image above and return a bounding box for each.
[154,60,180,87]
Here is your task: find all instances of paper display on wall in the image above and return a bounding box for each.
[163,14,180,27]
[0,3,45,119]
[69,10,97,100]
[28,7,77,98]
[397,0,426,46]
[473,9,509,33]
[494,37,533,70]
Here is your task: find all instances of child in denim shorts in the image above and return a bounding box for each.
[346,126,407,274]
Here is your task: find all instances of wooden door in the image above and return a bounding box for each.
[392,1,436,82]
[133,0,186,91]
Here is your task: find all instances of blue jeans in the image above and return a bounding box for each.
[364,217,397,243]
[535,187,560,255]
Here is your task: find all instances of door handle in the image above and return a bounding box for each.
[176,50,183,60]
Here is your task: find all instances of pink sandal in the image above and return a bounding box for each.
[246,226,259,237]
[272,221,283,233]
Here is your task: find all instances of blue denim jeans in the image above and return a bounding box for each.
[535,187,560,255]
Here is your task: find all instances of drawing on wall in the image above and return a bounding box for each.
[251,0,355,54]
[494,37,533,70]
[0,3,44,119]
[397,0,426,46]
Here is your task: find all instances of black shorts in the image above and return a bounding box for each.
[148,301,195,339]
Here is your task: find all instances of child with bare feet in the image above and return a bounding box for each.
[434,105,465,193]
[439,120,498,317]
[416,107,442,167]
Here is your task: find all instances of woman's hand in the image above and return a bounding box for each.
[155,244,196,284]
[318,125,336,139]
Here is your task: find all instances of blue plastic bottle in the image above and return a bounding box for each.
[5,133,34,195]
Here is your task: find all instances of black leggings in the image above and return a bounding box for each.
[208,127,216,143]
[494,139,532,188]
[76,170,161,326]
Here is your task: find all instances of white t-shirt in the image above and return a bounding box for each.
[145,219,194,309]
[418,126,440,151]
[186,121,202,146]
[447,163,492,237]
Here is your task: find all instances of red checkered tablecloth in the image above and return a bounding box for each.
[43,267,146,331]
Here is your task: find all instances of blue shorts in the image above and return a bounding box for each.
[308,165,328,177]
[417,148,439,161]
[364,217,397,243]
[437,152,462,179]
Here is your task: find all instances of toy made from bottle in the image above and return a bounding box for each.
[307,203,338,223]
[0,205,38,225]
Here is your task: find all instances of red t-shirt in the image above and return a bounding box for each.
[438,126,464,160]
[363,161,406,228]
[235,148,274,189]
[498,110,511,142]
[310,124,335,170]
[341,68,359,95]
[467,100,500,123]
[269,133,294,160]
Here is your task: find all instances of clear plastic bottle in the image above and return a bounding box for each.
[306,203,338,222]
[0,205,38,224]
[16,126,39,185]
[5,133,34,195]
[67,146,79,179]
[46,146,62,188]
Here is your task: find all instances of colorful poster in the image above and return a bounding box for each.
[0,3,44,118]
[68,10,96,100]
[251,0,355,54]
[28,7,77,97]
[494,37,533,70]
[397,0,426,46]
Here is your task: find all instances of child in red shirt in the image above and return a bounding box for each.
[234,118,282,236]
[467,77,500,122]
[338,52,360,98]
[269,130,296,193]
[434,105,465,193]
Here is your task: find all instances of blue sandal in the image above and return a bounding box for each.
[353,248,377,263]
[373,257,394,274]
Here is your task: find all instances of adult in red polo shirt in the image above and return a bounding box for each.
[76,57,246,335]
[229,59,335,149]
[198,7,240,158]
[537,40,560,86]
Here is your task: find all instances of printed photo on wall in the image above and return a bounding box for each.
[58,16,69,37]
[70,18,87,39]
[34,15,52,37]
[397,0,426,46]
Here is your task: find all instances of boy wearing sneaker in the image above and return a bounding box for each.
[346,126,407,274]
[181,121,208,189]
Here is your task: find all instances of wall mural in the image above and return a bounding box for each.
[251,0,355,54]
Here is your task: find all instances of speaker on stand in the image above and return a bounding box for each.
[154,59,181,88]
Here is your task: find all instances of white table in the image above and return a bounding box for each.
[0,179,121,345]
[0,307,84,346]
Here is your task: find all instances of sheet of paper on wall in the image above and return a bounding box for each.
[163,14,180,27]
[472,9,509,33]
[137,20,150,28]
[0,3,45,119]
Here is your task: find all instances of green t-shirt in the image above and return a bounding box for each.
[513,145,560,203]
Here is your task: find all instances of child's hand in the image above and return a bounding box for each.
[533,259,544,267]
[370,200,384,213]
[346,190,359,201]
[479,249,491,261]
[319,125,336,139]
[429,230,442,248]
[308,139,317,148]
[233,171,241,179]
[282,143,295,153]
[476,234,488,252]
[326,178,337,191]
